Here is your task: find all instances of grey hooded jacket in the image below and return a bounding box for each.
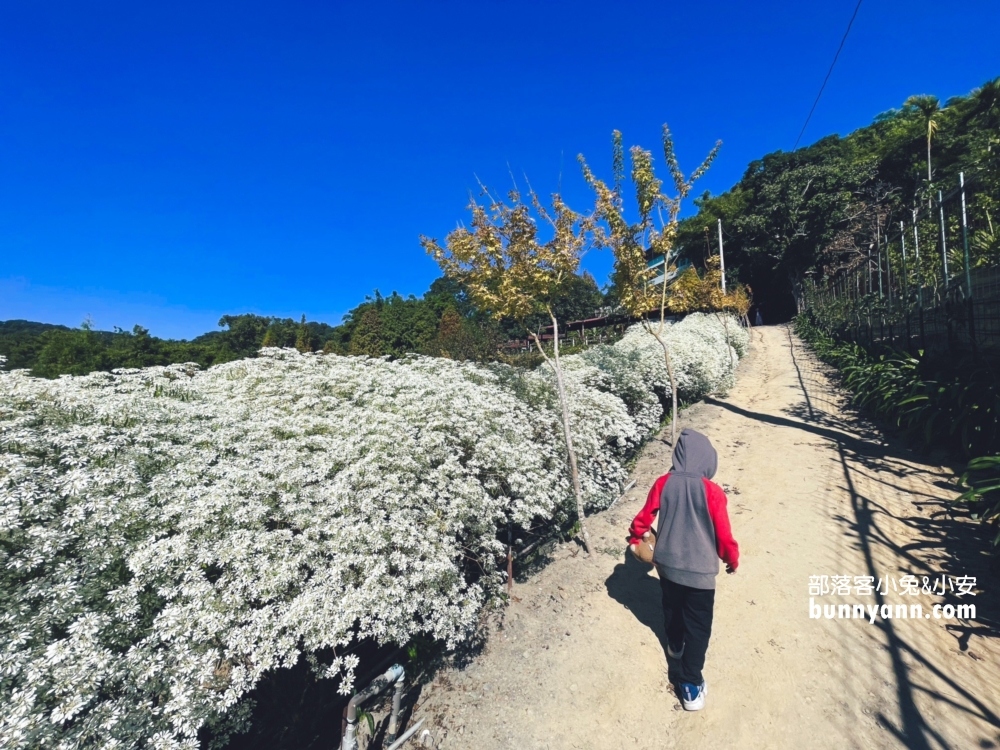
[652,428,721,589]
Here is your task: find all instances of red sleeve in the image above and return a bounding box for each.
[704,479,740,569]
[628,474,669,545]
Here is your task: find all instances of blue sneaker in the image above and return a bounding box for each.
[667,641,685,659]
[680,680,707,711]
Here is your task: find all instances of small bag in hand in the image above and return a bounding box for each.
[629,530,656,566]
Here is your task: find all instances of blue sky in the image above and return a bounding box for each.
[1,1,998,339]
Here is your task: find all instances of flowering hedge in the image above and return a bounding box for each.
[0,313,747,748]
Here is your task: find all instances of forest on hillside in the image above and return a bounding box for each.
[0,274,606,377]
[675,78,1000,321]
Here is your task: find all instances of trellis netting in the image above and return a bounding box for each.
[0,313,748,748]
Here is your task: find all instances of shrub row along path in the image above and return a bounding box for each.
[409,325,1000,749]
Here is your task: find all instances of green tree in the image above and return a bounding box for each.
[214,314,272,358]
[904,94,941,204]
[32,320,107,377]
[261,325,280,348]
[348,308,386,356]
[294,315,312,353]
[435,307,464,358]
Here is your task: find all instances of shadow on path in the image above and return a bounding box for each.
[782,325,1000,749]
[604,553,675,669]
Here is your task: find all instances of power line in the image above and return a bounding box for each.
[792,0,864,151]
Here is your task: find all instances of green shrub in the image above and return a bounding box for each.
[796,311,1000,547]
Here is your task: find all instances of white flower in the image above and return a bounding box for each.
[0,313,746,747]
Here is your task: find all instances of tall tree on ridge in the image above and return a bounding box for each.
[905,94,941,206]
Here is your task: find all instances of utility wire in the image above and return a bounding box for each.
[792,0,864,151]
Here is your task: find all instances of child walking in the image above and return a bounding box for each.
[628,428,739,711]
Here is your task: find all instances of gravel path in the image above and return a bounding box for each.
[405,325,1000,749]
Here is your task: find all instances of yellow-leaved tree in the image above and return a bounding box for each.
[580,127,746,444]
[420,187,597,555]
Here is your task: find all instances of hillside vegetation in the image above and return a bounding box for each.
[0,275,605,377]
[677,78,1000,320]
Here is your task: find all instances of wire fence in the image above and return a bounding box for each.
[806,171,1000,359]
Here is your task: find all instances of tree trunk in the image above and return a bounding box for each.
[532,313,593,556]
[648,325,679,446]
[719,312,735,379]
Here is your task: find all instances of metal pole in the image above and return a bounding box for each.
[939,190,949,288]
[856,269,862,341]
[717,219,726,293]
[867,244,872,295]
[901,221,911,349]
[900,221,908,295]
[886,233,893,307]
[886,230,894,345]
[960,172,976,354]
[912,209,922,308]
[877,223,885,342]
[877,222,884,299]
[960,172,972,298]
[913,209,925,349]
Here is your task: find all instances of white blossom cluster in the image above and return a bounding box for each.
[0,313,746,748]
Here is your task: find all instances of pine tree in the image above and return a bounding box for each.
[348,309,385,356]
[435,307,464,358]
[294,315,311,353]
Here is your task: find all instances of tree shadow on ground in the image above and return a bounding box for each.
[732,325,1000,750]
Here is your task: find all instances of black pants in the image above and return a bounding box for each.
[660,576,715,685]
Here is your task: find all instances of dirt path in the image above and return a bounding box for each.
[410,325,1000,749]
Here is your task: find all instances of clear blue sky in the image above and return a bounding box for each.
[2,1,998,339]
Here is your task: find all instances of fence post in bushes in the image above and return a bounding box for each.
[960,172,976,355]
[858,273,864,343]
[939,190,949,287]
[885,230,895,345]
[913,210,926,349]
[877,225,884,285]
[900,221,912,352]
[879,250,884,343]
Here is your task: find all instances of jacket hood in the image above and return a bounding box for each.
[671,428,718,479]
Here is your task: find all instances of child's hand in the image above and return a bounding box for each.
[726,564,737,574]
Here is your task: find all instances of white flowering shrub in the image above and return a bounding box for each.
[612,313,747,400]
[0,313,746,748]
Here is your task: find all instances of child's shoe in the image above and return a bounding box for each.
[680,681,707,711]
[667,641,685,659]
